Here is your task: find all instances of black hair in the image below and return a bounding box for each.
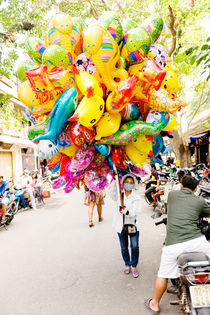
[177,170,185,179]
[182,175,199,191]
[150,163,156,169]
[123,176,135,184]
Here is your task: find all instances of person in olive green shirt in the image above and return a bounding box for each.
[145,175,210,315]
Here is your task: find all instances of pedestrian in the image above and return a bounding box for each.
[108,173,141,278]
[32,169,44,205]
[77,177,105,227]
[144,175,210,314]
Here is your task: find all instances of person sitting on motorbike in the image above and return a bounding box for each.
[19,169,37,210]
[32,169,44,205]
[142,163,160,205]
[144,175,210,314]
[0,174,10,223]
[172,169,185,191]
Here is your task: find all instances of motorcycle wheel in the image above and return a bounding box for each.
[5,214,14,225]
[10,202,18,215]
[145,195,151,205]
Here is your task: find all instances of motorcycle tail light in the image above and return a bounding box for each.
[188,274,210,284]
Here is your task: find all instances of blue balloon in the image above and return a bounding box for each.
[94,144,111,156]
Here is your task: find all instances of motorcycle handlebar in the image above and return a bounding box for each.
[155,218,167,226]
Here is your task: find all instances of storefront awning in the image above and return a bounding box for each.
[0,134,36,148]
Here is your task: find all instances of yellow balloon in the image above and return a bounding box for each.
[162,114,180,131]
[59,145,77,157]
[132,135,154,156]
[74,70,103,98]
[175,160,180,166]
[95,112,121,140]
[18,81,57,115]
[126,143,150,168]
[161,70,182,97]
[68,90,105,128]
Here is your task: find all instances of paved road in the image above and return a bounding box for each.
[0,186,182,315]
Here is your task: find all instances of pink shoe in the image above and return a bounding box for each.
[124,266,130,274]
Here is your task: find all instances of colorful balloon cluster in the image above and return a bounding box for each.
[16,12,186,193]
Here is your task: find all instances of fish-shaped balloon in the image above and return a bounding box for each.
[33,87,78,141]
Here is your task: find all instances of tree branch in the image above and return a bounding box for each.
[167,6,177,57]
[112,0,128,18]
[188,84,209,125]
[86,0,100,19]
[100,0,110,10]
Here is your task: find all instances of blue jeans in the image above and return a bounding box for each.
[117,231,139,267]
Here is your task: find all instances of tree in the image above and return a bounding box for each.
[0,0,209,165]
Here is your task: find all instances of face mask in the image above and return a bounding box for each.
[124,183,135,191]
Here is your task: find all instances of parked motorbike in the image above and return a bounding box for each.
[156,218,210,315]
[0,190,15,228]
[198,185,210,205]
[145,185,167,217]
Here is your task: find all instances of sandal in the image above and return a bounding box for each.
[98,217,103,222]
[89,221,94,227]
[144,298,160,314]
[124,266,130,274]
[132,268,139,278]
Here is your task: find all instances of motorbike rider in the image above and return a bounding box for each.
[19,169,37,210]
[142,163,160,205]
[144,175,210,314]
[172,169,185,191]
[0,174,10,223]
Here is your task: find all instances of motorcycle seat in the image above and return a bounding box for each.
[177,252,210,269]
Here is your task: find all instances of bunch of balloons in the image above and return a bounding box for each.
[16,12,186,193]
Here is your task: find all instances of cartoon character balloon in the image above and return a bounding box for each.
[70,122,95,150]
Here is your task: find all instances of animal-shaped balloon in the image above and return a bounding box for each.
[18,81,58,115]
[33,87,78,141]
[28,116,50,140]
[162,114,180,131]
[25,37,46,64]
[106,75,139,114]
[94,144,111,156]
[84,161,113,191]
[111,146,127,169]
[59,144,77,157]
[148,44,169,68]
[145,110,170,128]
[95,112,121,140]
[132,135,154,157]
[47,152,62,169]
[37,139,59,159]
[128,162,149,177]
[68,87,104,128]
[125,143,150,168]
[121,103,140,121]
[142,15,163,43]
[99,11,124,44]
[121,27,151,65]
[16,60,37,82]
[161,62,183,97]
[69,147,95,172]
[46,13,82,62]
[95,120,164,145]
[47,66,76,93]
[74,53,97,76]
[70,122,95,150]
[73,68,103,98]
[83,25,128,91]
[42,45,70,71]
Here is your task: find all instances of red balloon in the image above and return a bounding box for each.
[70,122,95,150]
[111,146,127,169]
[60,154,72,176]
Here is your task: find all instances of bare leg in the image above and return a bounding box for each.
[88,202,95,226]
[2,204,6,220]
[97,204,102,221]
[149,277,168,311]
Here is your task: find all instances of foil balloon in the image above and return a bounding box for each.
[125,143,150,168]
[61,123,73,145]
[148,44,169,68]
[68,87,104,128]
[98,11,124,44]
[59,155,71,176]
[91,152,106,168]
[16,60,37,82]
[47,152,62,169]
[128,162,149,177]
[142,15,163,43]
[73,68,103,98]
[83,25,128,91]
[95,112,121,141]
[84,161,113,192]
[42,45,70,70]
[111,146,127,169]
[28,116,50,140]
[47,66,76,93]
[161,63,183,97]
[94,144,111,156]
[70,122,95,150]
[37,139,59,159]
[162,114,180,131]
[33,87,78,141]
[65,181,77,194]
[95,121,164,145]
[74,53,97,76]
[25,37,46,64]
[46,13,82,62]
[132,135,154,157]
[145,110,170,128]
[59,144,77,157]
[69,147,95,172]
[52,176,66,189]
[121,103,140,121]
[106,75,139,113]
[18,81,57,115]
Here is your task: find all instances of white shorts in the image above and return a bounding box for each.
[1,197,10,206]
[158,236,210,279]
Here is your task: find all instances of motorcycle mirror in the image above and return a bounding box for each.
[151,212,162,219]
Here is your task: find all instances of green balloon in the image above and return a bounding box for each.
[16,60,37,82]
[124,19,139,30]
[42,45,70,69]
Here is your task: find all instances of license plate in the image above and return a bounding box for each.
[190,285,210,308]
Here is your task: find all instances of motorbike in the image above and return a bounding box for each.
[0,190,15,228]
[145,184,167,217]
[156,217,210,315]
[198,185,210,205]
[13,185,33,213]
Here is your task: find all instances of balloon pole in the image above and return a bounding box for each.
[113,163,124,207]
